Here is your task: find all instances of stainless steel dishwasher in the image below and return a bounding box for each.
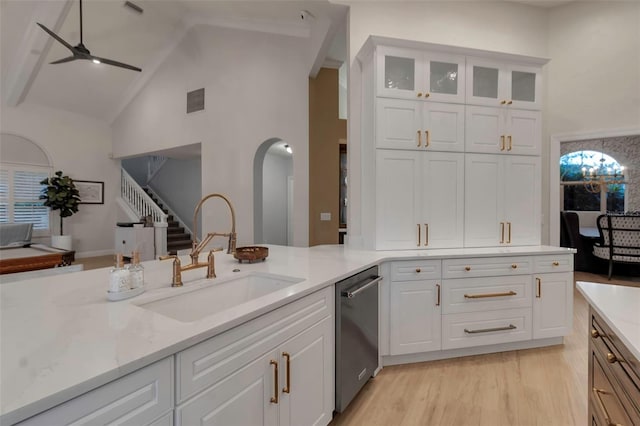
[335,265,381,413]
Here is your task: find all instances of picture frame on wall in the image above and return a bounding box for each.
[75,180,104,204]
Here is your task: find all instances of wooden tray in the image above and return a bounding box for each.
[234,246,269,263]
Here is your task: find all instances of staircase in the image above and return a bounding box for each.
[142,188,193,254]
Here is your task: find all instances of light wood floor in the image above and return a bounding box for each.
[331,272,638,426]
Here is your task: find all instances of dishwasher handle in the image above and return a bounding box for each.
[342,276,382,299]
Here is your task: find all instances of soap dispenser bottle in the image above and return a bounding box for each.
[127,251,145,291]
[109,253,130,293]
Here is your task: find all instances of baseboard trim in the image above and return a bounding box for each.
[75,249,114,259]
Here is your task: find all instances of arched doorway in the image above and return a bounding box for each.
[253,139,293,245]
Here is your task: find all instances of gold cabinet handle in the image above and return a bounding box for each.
[436,283,441,306]
[500,135,505,151]
[424,223,429,246]
[507,135,512,151]
[500,100,507,105]
[417,92,423,98]
[536,277,541,298]
[417,224,421,246]
[270,360,279,403]
[592,387,622,426]
[552,261,560,266]
[607,353,619,364]
[282,352,291,393]
[511,264,518,269]
[464,291,517,299]
[416,268,421,273]
[507,222,512,244]
[507,100,513,105]
[424,92,430,98]
[425,130,430,148]
[500,222,505,243]
[417,130,422,147]
[464,266,471,271]
[591,329,600,338]
[464,324,516,334]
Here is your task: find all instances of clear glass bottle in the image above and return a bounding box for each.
[127,251,145,291]
[109,253,130,293]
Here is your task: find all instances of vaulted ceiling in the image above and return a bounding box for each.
[1,0,348,122]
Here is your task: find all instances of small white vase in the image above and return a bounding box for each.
[51,235,72,251]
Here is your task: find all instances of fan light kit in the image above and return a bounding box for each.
[37,0,142,72]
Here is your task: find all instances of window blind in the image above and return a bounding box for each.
[0,165,50,231]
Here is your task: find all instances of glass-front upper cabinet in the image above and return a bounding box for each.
[466,57,541,110]
[377,47,466,104]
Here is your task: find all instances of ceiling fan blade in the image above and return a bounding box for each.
[91,55,142,72]
[36,23,75,52]
[50,56,77,64]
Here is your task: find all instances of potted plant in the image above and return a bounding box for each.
[40,171,80,250]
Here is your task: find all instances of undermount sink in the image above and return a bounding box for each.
[136,272,304,322]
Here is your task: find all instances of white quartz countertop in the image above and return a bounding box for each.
[0,244,573,424]
[576,281,640,361]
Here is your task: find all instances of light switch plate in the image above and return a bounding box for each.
[320,212,331,221]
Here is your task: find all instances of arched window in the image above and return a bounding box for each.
[560,150,625,212]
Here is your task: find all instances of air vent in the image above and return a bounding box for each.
[124,1,143,14]
[187,88,205,113]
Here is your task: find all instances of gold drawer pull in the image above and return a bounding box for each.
[424,223,429,246]
[417,92,423,97]
[500,135,505,151]
[464,324,516,334]
[424,92,430,98]
[511,264,518,269]
[464,291,517,299]
[507,135,512,151]
[592,387,622,426]
[417,130,422,147]
[270,360,279,403]
[552,261,560,266]
[607,353,619,364]
[416,268,421,273]
[425,130,430,147]
[436,283,441,306]
[417,224,421,246]
[464,266,471,271]
[500,100,507,105]
[282,352,291,393]
[500,222,505,243]
[591,329,600,338]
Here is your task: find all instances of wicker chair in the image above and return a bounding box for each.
[593,214,640,279]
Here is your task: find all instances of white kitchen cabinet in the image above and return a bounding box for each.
[533,272,574,339]
[175,287,334,426]
[115,226,155,261]
[376,46,466,103]
[376,98,465,152]
[18,358,173,426]
[466,57,542,110]
[465,106,540,155]
[464,154,540,247]
[376,150,464,249]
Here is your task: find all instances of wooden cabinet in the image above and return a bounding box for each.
[465,57,542,110]
[376,46,466,103]
[588,308,640,425]
[464,154,540,247]
[18,358,174,426]
[465,106,540,155]
[388,260,442,355]
[376,150,464,249]
[175,287,334,426]
[376,98,465,152]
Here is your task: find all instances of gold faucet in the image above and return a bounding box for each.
[159,193,237,287]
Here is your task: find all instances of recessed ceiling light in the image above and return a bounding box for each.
[284,144,293,154]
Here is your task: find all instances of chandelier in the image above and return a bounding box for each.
[581,143,625,194]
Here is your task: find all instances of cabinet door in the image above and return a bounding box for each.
[465,105,505,154]
[532,272,573,339]
[424,53,466,104]
[175,350,279,426]
[464,154,504,247]
[422,102,465,152]
[376,98,421,150]
[507,64,542,110]
[377,47,424,100]
[505,109,541,156]
[466,58,508,107]
[376,150,421,249]
[504,156,540,246]
[421,152,464,248]
[279,317,333,426]
[390,279,441,355]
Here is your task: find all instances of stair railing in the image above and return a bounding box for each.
[144,186,193,237]
[121,169,168,224]
[146,155,167,185]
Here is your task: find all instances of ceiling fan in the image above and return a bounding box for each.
[37,0,142,72]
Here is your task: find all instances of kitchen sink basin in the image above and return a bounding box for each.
[136,272,304,322]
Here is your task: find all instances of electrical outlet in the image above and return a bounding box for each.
[320,212,331,221]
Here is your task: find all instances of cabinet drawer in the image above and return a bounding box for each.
[442,308,532,350]
[176,286,333,404]
[442,256,531,279]
[390,260,441,281]
[591,311,640,415]
[533,254,573,273]
[19,358,173,426]
[442,275,531,314]
[590,350,635,426]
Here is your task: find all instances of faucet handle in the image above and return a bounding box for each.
[159,255,183,287]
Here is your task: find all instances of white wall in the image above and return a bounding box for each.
[262,150,292,245]
[151,158,202,232]
[0,103,120,257]
[112,25,309,247]
[345,1,549,247]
